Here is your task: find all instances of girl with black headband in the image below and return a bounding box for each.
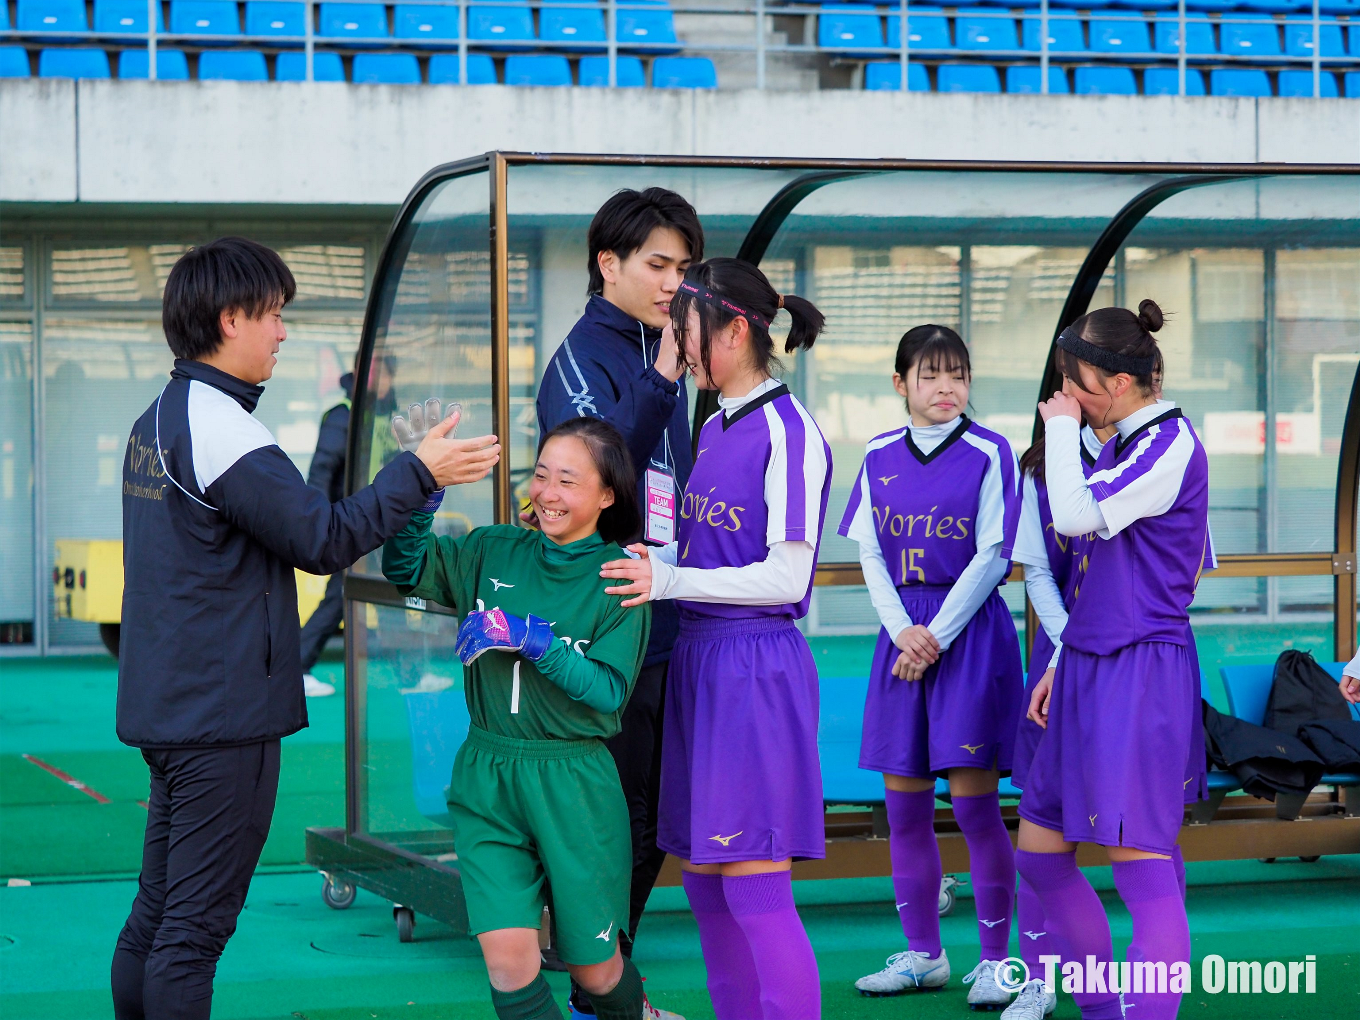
[599,258,832,1020]
[1014,300,1209,1020]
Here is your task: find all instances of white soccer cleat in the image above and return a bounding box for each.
[855,948,951,996]
[303,673,335,697]
[963,959,1014,1010]
[641,994,685,1020]
[999,978,1056,1018]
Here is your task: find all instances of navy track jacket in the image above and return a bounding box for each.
[118,360,438,748]
[536,295,694,666]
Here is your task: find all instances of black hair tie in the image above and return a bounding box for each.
[1056,326,1154,376]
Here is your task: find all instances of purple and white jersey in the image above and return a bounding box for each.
[1062,408,1210,655]
[1012,439,1101,613]
[675,384,831,621]
[837,416,1021,588]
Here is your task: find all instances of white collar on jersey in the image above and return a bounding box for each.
[717,376,783,414]
[1080,424,1107,459]
[907,413,965,456]
[1115,398,1177,440]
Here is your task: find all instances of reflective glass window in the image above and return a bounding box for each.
[1,323,34,643]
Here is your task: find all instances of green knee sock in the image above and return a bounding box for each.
[584,957,644,1020]
[489,974,564,1020]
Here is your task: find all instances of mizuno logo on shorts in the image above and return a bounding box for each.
[961,743,984,754]
[596,921,614,941]
[709,831,743,846]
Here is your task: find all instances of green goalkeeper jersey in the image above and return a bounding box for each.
[384,514,650,741]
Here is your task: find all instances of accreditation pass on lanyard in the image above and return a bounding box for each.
[645,468,676,545]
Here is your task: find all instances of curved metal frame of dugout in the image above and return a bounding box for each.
[307,156,1360,934]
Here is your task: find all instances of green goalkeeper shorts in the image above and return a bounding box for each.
[448,725,631,966]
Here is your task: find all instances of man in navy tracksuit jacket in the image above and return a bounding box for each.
[111,238,499,1020]
[535,189,702,1007]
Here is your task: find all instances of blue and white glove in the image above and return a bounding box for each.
[455,608,555,666]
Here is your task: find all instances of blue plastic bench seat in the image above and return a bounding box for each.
[504,52,571,85]
[541,3,606,51]
[318,1,389,42]
[578,55,646,86]
[169,0,241,39]
[467,3,534,49]
[118,47,191,78]
[1022,14,1087,53]
[1220,19,1282,57]
[1153,14,1217,57]
[19,0,87,37]
[887,6,952,51]
[353,51,421,83]
[1144,66,1206,94]
[1284,16,1346,57]
[1278,69,1339,96]
[956,13,1020,52]
[618,1,679,54]
[1006,64,1070,92]
[938,63,1001,92]
[244,1,304,39]
[864,60,930,91]
[819,4,885,52]
[1210,67,1272,95]
[1075,64,1137,93]
[39,47,111,77]
[275,50,346,79]
[393,4,460,45]
[428,50,497,82]
[652,55,716,88]
[95,0,165,34]
[0,47,32,77]
[199,49,268,80]
[1205,770,1242,792]
[1089,17,1153,55]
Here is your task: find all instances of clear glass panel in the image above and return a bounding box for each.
[258,317,364,476]
[1,323,34,643]
[48,244,189,304]
[357,602,463,841]
[277,244,368,302]
[760,170,1147,633]
[0,246,26,304]
[353,169,493,578]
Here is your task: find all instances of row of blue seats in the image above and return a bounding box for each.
[1,0,681,50]
[864,57,1358,91]
[0,44,717,80]
[820,7,1360,60]
[821,0,1360,10]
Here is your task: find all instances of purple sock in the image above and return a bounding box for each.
[722,872,821,1020]
[1172,844,1186,902]
[885,788,943,958]
[1112,860,1190,1020]
[952,792,1015,960]
[1015,850,1120,1020]
[1016,876,1054,977]
[682,872,762,1020]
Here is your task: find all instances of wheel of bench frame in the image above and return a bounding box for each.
[939,875,957,916]
[321,874,356,909]
[1298,855,1321,863]
[395,905,415,942]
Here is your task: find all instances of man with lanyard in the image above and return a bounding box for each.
[535,188,702,1019]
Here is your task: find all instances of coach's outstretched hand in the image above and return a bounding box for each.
[408,405,501,490]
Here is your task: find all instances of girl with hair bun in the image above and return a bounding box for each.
[600,257,833,1019]
[1014,299,1210,1020]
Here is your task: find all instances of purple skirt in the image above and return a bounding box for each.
[859,587,1024,779]
[658,614,825,864]
[1019,640,1204,856]
[1010,628,1056,791]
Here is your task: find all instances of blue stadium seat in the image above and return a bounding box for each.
[1089,17,1152,55]
[0,47,31,77]
[1143,66,1206,93]
[1219,18,1282,57]
[169,1,242,39]
[118,48,191,78]
[887,6,952,51]
[394,4,460,45]
[956,13,1020,51]
[652,56,717,88]
[317,2,389,43]
[1022,14,1087,53]
[95,0,166,35]
[0,2,6,28]
[578,54,646,86]
[275,50,347,79]
[1348,71,1360,97]
[503,52,571,84]
[1284,16,1346,57]
[1278,68,1340,95]
[618,1,680,54]
[1049,0,1112,7]
[1107,0,1176,9]
[428,51,498,82]
[199,49,269,80]
[244,2,306,40]
[1074,64,1137,93]
[1237,0,1300,12]
[1351,21,1360,56]
[467,3,535,50]
[18,0,88,37]
[937,63,1001,92]
[540,2,606,52]
[818,675,882,805]
[38,47,111,77]
[818,5,885,52]
[864,60,931,90]
[1153,14,1217,56]
[1006,64,1070,92]
[1211,67,1272,94]
[353,51,421,82]
[1186,0,1242,11]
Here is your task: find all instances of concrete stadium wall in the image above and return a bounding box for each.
[2,79,1357,206]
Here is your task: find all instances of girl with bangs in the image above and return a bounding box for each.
[841,325,1025,1007]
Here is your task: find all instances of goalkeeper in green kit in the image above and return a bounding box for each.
[384,413,652,1020]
